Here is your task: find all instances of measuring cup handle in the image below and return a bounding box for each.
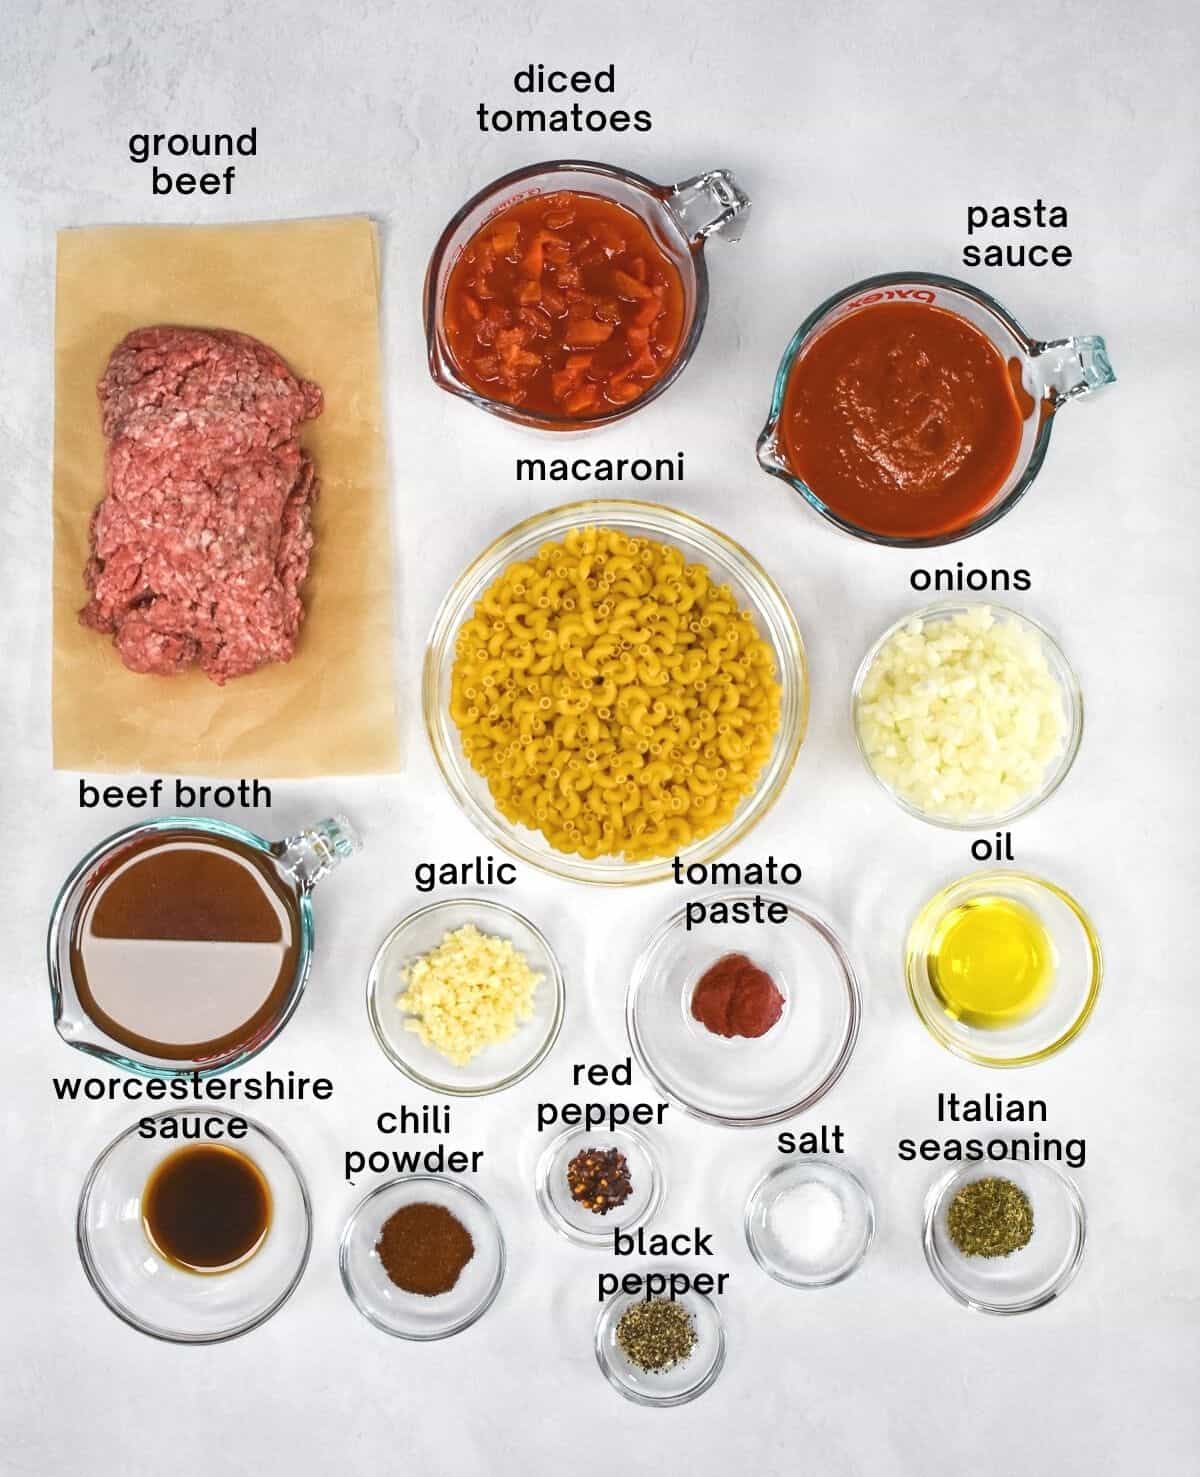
[277,815,362,892]
[1031,335,1116,406]
[669,170,751,244]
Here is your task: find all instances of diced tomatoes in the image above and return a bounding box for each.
[443,189,685,418]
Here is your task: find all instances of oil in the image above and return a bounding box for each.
[927,895,1054,1029]
[142,1144,272,1274]
[68,831,301,1061]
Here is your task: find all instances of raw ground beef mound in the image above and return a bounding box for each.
[80,325,323,684]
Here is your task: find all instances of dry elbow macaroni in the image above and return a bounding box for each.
[449,527,782,860]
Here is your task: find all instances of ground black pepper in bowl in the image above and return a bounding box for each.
[615,1298,697,1373]
[566,1147,633,1215]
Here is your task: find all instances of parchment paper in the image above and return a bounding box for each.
[52,216,400,776]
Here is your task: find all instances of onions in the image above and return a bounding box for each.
[856,606,1067,822]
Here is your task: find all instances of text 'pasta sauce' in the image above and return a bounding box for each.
[69,831,301,1062]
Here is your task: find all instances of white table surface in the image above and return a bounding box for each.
[2,2,1197,1473]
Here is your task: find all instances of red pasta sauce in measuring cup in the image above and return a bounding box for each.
[780,301,1026,539]
[442,190,686,420]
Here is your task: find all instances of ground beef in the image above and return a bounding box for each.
[80,326,323,684]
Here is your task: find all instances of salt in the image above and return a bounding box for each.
[768,1179,845,1263]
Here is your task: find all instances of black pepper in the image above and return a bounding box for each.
[615,1298,697,1373]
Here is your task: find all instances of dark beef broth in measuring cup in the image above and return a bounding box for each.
[50,815,359,1074]
[69,832,302,1061]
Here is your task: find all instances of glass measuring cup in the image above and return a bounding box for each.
[423,159,750,431]
[757,271,1115,547]
[48,814,360,1077]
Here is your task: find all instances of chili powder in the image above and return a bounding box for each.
[375,1201,475,1296]
[690,952,784,1039]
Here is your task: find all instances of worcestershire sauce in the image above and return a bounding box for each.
[68,831,301,1061]
[142,1144,272,1273]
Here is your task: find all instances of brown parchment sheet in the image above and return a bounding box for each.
[52,216,400,777]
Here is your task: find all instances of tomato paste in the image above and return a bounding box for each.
[690,953,784,1040]
[780,301,1026,539]
[442,190,685,420]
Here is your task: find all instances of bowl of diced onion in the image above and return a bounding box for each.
[851,602,1083,829]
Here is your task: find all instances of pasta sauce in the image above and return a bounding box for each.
[780,302,1026,539]
[442,191,685,420]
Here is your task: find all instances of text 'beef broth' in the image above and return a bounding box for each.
[69,831,301,1061]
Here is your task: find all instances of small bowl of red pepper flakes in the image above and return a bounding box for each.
[425,160,749,431]
[535,1124,664,1248]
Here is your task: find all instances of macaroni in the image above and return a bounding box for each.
[450,527,782,860]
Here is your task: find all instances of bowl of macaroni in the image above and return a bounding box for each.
[424,501,808,885]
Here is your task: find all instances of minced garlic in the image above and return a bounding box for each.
[856,606,1067,822]
[396,924,542,1066]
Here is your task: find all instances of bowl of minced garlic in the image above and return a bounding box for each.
[366,899,565,1094]
[424,503,808,885]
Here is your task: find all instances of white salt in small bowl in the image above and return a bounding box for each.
[744,1160,875,1288]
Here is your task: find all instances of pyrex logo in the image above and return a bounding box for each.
[847,288,936,307]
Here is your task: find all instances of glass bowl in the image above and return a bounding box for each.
[424,500,808,886]
[852,601,1083,829]
[923,1163,1086,1314]
[76,1109,312,1344]
[339,1176,505,1340]
[626,891,860,1126]
[744,1160,875,1288]
[594,1280,725,1406]
[535,1125,664,1249]
[905,870,1102,1067]
[367,899,564,1095]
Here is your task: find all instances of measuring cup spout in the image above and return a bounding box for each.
[276,815,362,892]
[1031,335,1115,407]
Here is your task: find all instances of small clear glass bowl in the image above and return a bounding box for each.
[424,499,808,886]
[744,1160,875,1288]
[367,899,565,1095]
[535,1125,664,1249]
[851,601,1084,829]
[906,870,1102,1068]
[626,891,861,1127]
[594,1278,725,1406]
[76,1109,312,1344]
[339,1176,505,1341]
[923,1163,1086,1315]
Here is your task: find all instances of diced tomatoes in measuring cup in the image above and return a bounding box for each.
[442,191,686,419]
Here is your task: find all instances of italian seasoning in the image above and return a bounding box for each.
[615,1298,697,1373]
[946,1176,1034,1258]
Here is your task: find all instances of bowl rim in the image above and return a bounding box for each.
[75,1107,313,1345]
[625,889,862,1127]
[851,599,1085,830]
[338,1174,506,1341]
[366,897,566,1096]
[922,1162,1087,1315]
[743,1158,876,1288]
[904,868,1103,1068]
[423,498,808,886]
[534,1122,665,1249]
[593,1277,726,1406]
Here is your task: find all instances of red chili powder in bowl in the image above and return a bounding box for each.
[690,953,784,1039]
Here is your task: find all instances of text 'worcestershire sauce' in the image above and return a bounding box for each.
[142,1144,272,1273]
[69,831,301,1062]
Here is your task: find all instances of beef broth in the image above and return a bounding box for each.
[69,830,301,1062]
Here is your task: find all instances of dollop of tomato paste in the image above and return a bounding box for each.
[442,190,685,420]
[780,301,1026,539]
[690,952,784,1039]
